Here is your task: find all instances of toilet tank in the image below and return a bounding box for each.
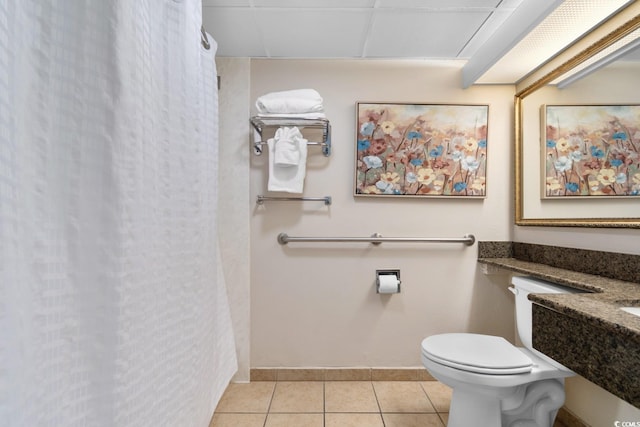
[511,276,581,351]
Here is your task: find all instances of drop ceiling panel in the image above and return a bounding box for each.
[256,9,371,57]
[375,0,500,7]
[500,0,526,7]
[202,0,626,85]
[253,0,376,7]
[202,8,265,57]
[366,10,491,58]
[202,0,251,6]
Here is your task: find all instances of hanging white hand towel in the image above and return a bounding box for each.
[256,89,324,114]
[273,127,304,167]
[268,127,308,193]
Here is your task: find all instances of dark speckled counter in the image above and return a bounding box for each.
[478,241,640,408]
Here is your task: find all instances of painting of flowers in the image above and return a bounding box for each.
[543,105,640,198]
[355,103,488,197]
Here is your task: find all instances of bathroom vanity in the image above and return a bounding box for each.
[478,242,640,408]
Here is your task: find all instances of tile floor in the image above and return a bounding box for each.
[210,380,451,427]
[210,379,572,427]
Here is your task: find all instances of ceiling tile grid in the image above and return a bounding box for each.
[375,0,501,7]
[202,0,524,58]
[251,0,376,7]
[201,0,635,84]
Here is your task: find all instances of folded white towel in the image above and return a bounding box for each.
[257,112,327,120]
[256,89,324,114]
[268,131,308,194]
[273,127,306,167]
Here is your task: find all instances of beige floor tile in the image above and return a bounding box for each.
[382,413,445,427]
[420,381,452,412]
[373,381,435,413]
[439,413,449,425]
[325,413,385,427]
[215,382,275,413]
[265,413,324,427]
[209,413,266,427]
[269,381,324,413]
[325,381,380,413]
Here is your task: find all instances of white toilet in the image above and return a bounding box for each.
[421,276,580,427]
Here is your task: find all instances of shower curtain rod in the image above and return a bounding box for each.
[277,233,476,246]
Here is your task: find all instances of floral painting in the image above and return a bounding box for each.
[355,103,488,197]
[543,105,640,198]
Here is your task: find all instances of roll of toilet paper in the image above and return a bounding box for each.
[378,274,400,294]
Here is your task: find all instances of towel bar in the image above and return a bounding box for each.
[252,140,329,156]
[250,116,331,156]
[257,195,332,205]
[277,233,475,246]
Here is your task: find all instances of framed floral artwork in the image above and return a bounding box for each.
[542,104,640,198]
[355,102,488,197]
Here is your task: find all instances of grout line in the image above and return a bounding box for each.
[418,381,438,414]
[370,381,385,417]
[262,382,276,427]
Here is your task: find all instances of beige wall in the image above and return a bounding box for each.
[249,59,515,367]
[217,58,251,382]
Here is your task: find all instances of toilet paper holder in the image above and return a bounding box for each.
[376,269,401,293]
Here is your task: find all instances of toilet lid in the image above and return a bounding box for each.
[421,333,533,375]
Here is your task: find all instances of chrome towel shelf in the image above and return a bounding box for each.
[277,233,475,246]
[257,195,332,205]
[250,116,331,156]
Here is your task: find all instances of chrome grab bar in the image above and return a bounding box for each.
[257,196,332,206]
[277,233,475,246]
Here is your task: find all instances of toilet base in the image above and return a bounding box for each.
[445,378,565,427]
[502,379,565,427]
[448,387,502,427]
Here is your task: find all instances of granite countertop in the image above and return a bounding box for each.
[477,242,640,406]
[477,256,640,342]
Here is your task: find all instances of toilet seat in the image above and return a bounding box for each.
[421,333,533,375]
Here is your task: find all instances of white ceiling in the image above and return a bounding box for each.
[202,0,526,59]
[201,0,635,85]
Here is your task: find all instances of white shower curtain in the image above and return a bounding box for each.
[0,1,237,426]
